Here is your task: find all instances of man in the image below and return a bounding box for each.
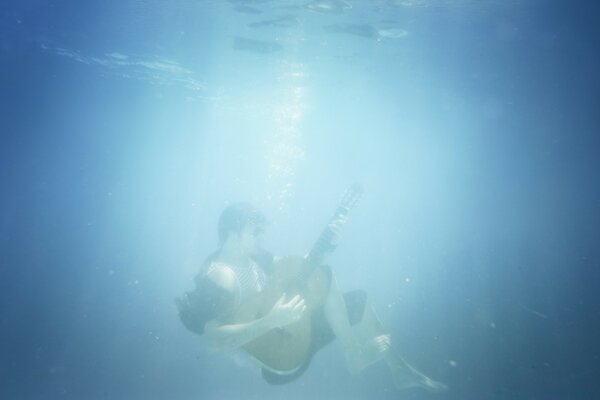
[176,202,446,390]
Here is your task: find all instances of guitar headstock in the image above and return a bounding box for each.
[306,182,364,265]
[339,182,363,212]
[338,182,364,213]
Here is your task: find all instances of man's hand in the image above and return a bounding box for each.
[203,293,306,352]
[370,334,392,354]
[267,294,307,328]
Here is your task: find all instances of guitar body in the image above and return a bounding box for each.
[233,255,332,372]
[230,183,363,373]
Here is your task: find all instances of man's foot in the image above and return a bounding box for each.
[416,375,448,393]
[344,334,391,374]
[388,355,448,393]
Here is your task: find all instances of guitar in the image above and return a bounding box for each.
[232,183,364,372]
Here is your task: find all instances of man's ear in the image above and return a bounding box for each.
[228,231,241,243]
[222,232,237,246]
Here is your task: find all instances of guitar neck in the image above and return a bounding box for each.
[305,206,349,266]
[305,183,363,267]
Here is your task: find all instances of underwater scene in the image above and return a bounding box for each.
[1,0,599,399]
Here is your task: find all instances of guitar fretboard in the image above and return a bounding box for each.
[305,183,363,266]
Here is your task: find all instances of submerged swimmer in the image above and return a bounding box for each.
[177,200,447,391]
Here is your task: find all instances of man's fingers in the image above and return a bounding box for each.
[285,294,301,307]
[376,334,391,345]
[376,337,391,347]
[369,334,392,353]
[293,299,306,312]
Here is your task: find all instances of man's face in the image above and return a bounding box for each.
[238,223,264,256]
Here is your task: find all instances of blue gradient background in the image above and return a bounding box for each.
[1,1,599,399]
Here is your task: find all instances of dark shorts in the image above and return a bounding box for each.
[261,289,367,385]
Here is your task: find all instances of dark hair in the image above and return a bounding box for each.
[217,202,267,245]
[175,279,235,335]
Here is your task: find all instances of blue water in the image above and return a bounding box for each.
[1,1,599,399]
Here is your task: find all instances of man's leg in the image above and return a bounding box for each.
[323,277,387,373]
[323,277,447,391]
[354,303,447,392]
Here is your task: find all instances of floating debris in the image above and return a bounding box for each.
[248,15,298,29]
[306,0,352,14]
[324,23,408,41]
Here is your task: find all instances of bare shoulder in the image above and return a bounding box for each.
[205,263,237,293]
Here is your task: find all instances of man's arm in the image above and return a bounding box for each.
[204,310,282,352]
[203,268,306,352]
